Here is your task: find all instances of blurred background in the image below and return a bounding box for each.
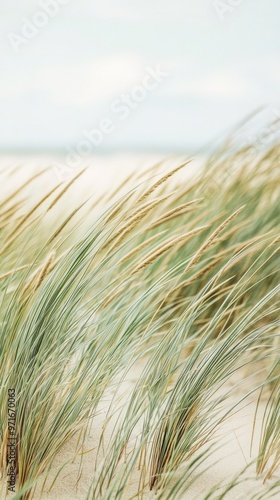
[0,0,279,171]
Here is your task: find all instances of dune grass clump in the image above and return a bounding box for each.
[0,141,279,499]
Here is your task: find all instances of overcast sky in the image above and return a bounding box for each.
[1,0,280,151]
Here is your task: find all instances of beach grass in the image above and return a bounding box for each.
[0,142,279,499]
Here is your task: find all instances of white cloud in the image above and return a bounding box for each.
[162,70,252,99]
[0,55,145,107]
[194,72,251,98]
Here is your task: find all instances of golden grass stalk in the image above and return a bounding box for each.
[175,233,271,291]
[47,167,87,211]
[0,200,26,222]
[104,192,134,224]
[21,250,56,302]
[35,251,56,290]
[0,185,60,257]
[0,168,49,211]
[48,200,89,244]
[105,194,173,250]
[137,161,191,203]
[0,265,30,282]
[184,207,245,274]
[132,226,209,274]
[105,170,138,202]
[148,199,202,230]
[117,230,167,265]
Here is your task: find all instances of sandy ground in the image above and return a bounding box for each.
[0,155,278,499]
[35,362,270,500]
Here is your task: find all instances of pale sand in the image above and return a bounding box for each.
[35,361,269,500]
[1,155,278,499]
